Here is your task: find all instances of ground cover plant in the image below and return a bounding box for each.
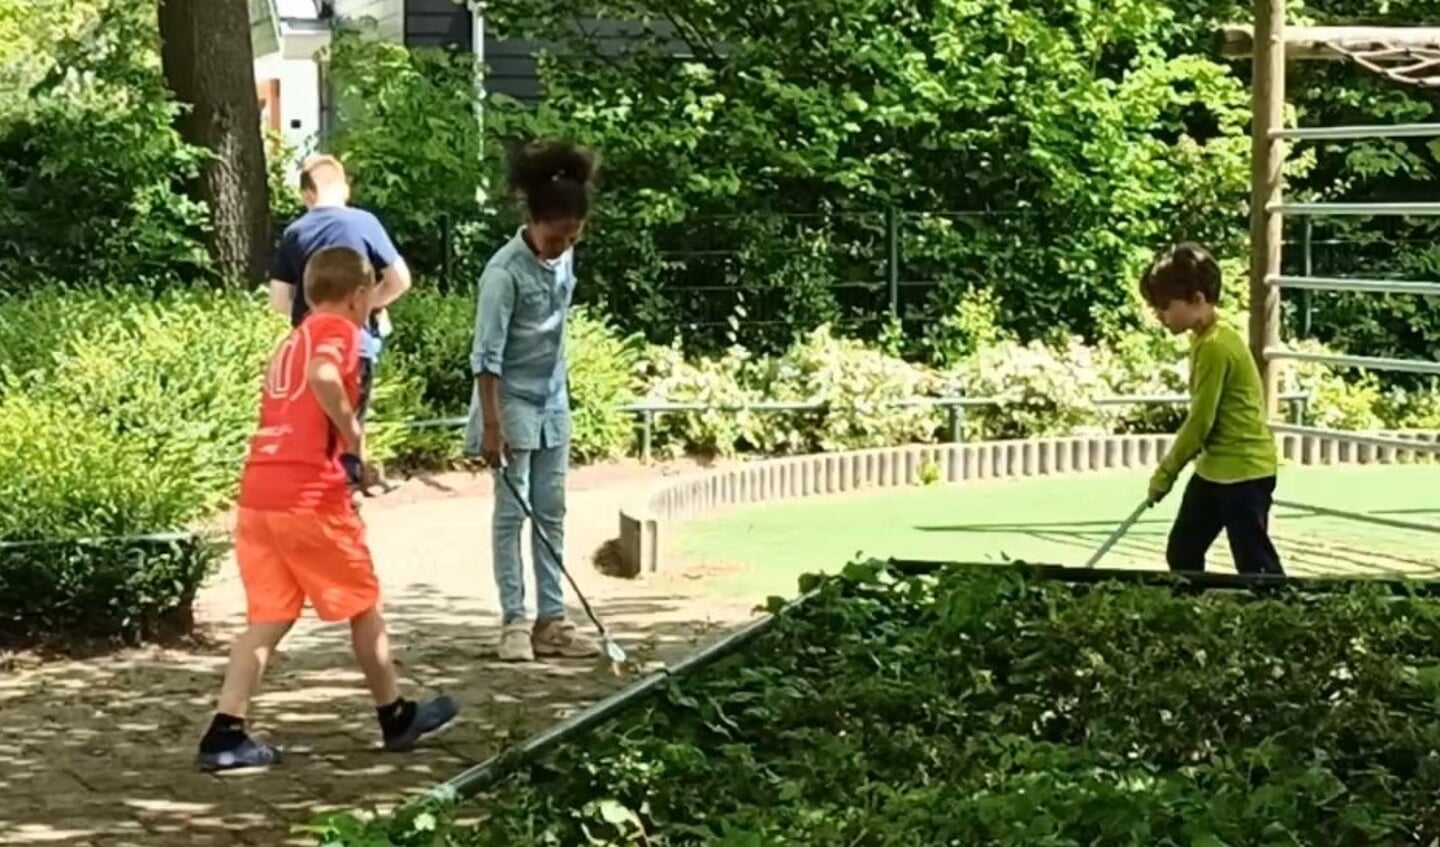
[314,561,1440,845]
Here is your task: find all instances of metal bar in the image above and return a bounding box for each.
[431,588,817,802]
[885,206,900,319]
[398,392,1314,431]
[640,410,654,464]
[1269,202,1440,217]
[1274,498,1440,537]
[1301,219,1314,336]
[887,397,1003,410]
[886,559,1440,596]
[1091,391,1310,407]
[1271,123,1440,141]
[0,530,199,551]
[1266,348,1440,376]
[1270,423,1440,453]
[1269,275,1440,296]
[431,671,671,801]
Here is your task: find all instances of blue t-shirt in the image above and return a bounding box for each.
[269,205,400,360]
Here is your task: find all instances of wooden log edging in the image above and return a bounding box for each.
[614,430,1440,575]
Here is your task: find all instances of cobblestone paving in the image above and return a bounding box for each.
[0,462,759,845]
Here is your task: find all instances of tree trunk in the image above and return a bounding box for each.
[158,0,271,283]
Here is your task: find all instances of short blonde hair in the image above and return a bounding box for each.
[303,246,372,307]
[299,154,347,194]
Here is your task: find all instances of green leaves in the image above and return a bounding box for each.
[321,563,1440,845]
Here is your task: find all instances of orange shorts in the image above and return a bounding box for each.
[234,507,380,623]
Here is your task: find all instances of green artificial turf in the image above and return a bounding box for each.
[669,464,1440,600]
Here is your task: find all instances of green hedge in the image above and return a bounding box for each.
[308,563,1440,844]
[0,535,219,646]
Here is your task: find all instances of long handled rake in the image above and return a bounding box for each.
[497,456,628,667]
[1084,499,1153,569]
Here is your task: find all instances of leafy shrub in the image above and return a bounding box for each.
[635,342,764,459]
[0,391,222,645]
[1378,382,1440,431]
[917,286,1012,368]
[1274,338,1386,431]
[384,286,475,417]
[0,392,207,541]
[566,307,646,463]
[21,290,288,514]
[1097,329,1190,434]
[945,337,1113,439]
[316,562,1440,844]
[0,535,219,646]
[0,285,127,382]
[753,326,943,453]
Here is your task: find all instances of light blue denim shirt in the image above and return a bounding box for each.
[464,232,575,453]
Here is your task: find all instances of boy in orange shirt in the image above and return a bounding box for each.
[197,246,457,771]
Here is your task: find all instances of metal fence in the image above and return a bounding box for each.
[401,391,1314,463]
[428,207,1434,353]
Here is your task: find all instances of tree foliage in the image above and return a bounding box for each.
[0,0,209,290]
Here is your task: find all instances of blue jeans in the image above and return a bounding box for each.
[493,442,568,624]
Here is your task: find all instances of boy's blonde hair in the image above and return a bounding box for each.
[303,246,372,307]
[299,154,347,194]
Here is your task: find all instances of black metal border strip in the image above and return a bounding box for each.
[423,559,1440,805]
[886,559,1440,597]
[429,589,818,802]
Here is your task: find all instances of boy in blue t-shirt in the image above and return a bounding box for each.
[268,155,412,488]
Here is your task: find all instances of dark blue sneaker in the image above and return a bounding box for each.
[197,735,282,772]
[383,695,459,752]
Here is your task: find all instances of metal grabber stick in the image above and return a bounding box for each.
[1084,499,1153,569]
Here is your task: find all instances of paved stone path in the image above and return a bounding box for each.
[0,462,761,846]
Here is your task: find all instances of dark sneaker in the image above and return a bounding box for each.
[383,695,459,752]
[197,735,282,772]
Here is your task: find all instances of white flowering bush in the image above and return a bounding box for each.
[752,326,944,453]
[944,336,1112,439]
[1273,337,1385,431]
[635,342,765,458]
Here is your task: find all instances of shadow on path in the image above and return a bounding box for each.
[0,589,754,846]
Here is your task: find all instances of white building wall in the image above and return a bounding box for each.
[254,54,322,181]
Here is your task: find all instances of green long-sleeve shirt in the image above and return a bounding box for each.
[1151,319,1277,493]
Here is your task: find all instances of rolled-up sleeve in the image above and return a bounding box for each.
[471,266,514,376]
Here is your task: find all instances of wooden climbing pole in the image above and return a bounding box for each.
[1222,14,1440,416]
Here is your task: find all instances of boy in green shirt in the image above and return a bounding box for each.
[1140,242,1285,576]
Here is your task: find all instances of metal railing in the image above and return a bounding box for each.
[398,391,1314,463]
[1266,348,1440,377]
[1271,123,1440,141]
[1269,274,1440,297]
[1272,202,1440,217]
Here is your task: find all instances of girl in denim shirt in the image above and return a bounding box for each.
[465,140,600,662]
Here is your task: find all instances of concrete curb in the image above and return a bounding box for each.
[616,429,1440,575]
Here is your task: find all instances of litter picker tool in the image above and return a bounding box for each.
[497,454,628,667]
[1084,499,1152,569]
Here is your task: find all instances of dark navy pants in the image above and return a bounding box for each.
[1167,475,1285,576]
